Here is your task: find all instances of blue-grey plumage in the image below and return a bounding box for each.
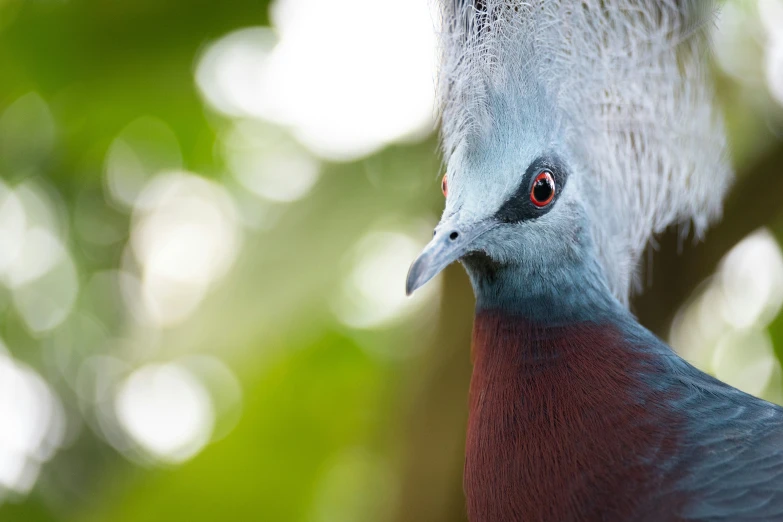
[406,1,783,520]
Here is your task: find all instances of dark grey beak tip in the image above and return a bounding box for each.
[405,260,424,297]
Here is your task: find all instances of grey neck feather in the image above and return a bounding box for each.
[463,221,627,325]
[464,255,625,325]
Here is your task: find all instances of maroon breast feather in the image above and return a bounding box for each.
[465,311,689,522]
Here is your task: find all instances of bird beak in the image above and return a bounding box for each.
[406,219,495,296]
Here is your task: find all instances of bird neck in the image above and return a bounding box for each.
[463,249,624,325]
[460,241,699,519]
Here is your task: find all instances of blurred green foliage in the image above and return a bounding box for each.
[0,1,782,522]
[0,1,445,521]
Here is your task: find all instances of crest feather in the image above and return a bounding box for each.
[436,0,733,302]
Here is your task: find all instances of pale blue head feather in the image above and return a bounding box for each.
[434,0,732,305]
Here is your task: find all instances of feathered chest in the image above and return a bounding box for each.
[465,312,688,522]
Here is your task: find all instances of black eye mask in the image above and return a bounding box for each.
[494,156,569,224]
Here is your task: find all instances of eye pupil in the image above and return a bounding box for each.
[530,171,555,207]
[533,180,551,201]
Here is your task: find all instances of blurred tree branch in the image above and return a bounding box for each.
[392,266,474,522]
[633,143,783,337]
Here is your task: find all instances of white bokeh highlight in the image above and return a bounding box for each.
[761,0,783,105]
[0,183,26,276]
[671,229,783,398]
[114,363,214,464]
[104,117,183,209]
[333,230,441,330]
[223,121,320,203]
[719,230,783,329]
[0,180,78,334]
[130,171,241,327]
[713,0,783,110]
[196,0,438,161]
[713,329,777,398]
[0,342,65,498]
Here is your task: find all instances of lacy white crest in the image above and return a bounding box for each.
[436,0,733,302]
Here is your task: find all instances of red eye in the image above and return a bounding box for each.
[441,174,448,197]
[530,171,555,207]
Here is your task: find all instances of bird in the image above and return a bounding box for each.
[405,1,783,521]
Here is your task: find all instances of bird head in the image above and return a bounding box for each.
[406,95,590,297]
[406,0,732,307]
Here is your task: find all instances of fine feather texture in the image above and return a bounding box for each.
[467,312,687,521]
[436,0,733,301]
[467,309,783,521]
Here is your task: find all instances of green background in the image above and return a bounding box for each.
[0,1,782,521]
